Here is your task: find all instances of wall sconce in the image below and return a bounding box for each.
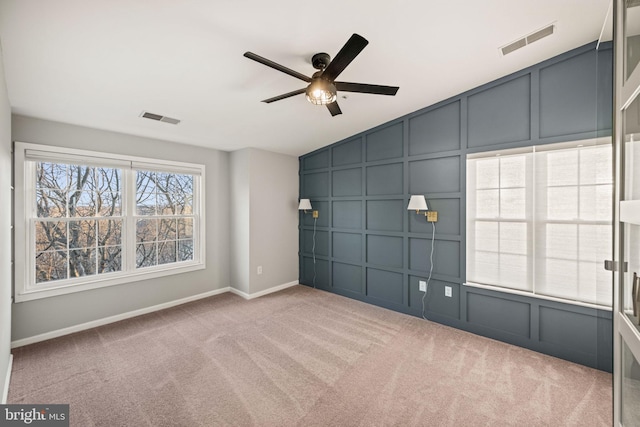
[407,195,437,222]
[298,199,319,218]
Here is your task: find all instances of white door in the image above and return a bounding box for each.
[614,1,640,425]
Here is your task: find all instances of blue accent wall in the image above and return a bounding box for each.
[299,42,613,372]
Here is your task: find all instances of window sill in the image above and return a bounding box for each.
[463,281,613,311]
[15,262,206,302]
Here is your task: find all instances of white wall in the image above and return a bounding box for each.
[230,149,250,294]
[11,115,231,341]
[248,149,298,294]
[0,40,13,402]
[229,148,299,296]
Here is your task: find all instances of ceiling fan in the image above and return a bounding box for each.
[244,33,399,117]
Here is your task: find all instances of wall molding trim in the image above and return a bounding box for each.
[230,281,299,300]
[2,354,13,404]
[11,287,232,348]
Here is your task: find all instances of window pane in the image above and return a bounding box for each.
[69,249,96,277]
[475,158,499,188]
[178,240,193,262]
[68,190,96,217]
[475,221,498,252]
[136,193,156,216]
[98,246,122,273]
[546,150,578,186]
[476,189,499,218]
[68,220,96,249]
[136,243,156,268]
[545,223,578,259]
[159,219,177,241]
[158,241,177,265]
[500,156,526,187]
[37,162,68,190]
[500,188,526,219]
[36,189,67,218]
[35,250,67,283]
[97,219,122,246]
[98,192,121,216]
[500,222,527,255]
[178,218,193,239]
[499,254,529,290]
[35,221,67,252]
[547,187,578,220]
[136,219,158,243]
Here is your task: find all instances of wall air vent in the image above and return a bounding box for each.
[501,23,555,56]
[140,111,181,125]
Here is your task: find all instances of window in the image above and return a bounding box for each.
[466,140,612,307]
[14,142,205,301]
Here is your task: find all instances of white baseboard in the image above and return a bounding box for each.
[229,280,299,300]
[11,287,231,348]
[2,354,13,404]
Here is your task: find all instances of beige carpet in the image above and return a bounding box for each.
[8,285,612,426]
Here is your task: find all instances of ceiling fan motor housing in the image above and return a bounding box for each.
[311,52,331,70]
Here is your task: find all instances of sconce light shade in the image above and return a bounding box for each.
[298,199,312,210]
[407,195,428,212]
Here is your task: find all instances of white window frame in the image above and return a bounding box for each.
[14,142,206,302]
[465,138,613,310]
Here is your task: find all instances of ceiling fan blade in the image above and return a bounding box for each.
[322,34,369,81]
[261,88,306,103]
[335,82,399,96]
[326,101,342,116]
[244,52,311,83]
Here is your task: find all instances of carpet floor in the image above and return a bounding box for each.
[8,285,612,426]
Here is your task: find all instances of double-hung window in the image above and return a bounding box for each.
[466,140,612,307]
[14,142,205,302]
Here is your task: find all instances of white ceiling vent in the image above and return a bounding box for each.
[140,111,180,125]
[501,23,555,56]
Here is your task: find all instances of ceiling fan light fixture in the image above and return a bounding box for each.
[305,79,337,105]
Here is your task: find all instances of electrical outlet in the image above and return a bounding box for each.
[445,286,452,297]
[257,266,263,275]
[419,280,427,292]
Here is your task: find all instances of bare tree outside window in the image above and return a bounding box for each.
[35,162,122,284]
[135,170,194,269]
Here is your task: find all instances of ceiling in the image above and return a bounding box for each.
[0,1,612,157]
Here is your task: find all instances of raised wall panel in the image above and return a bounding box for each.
[467,74,531,147]
[409,156,460,195]
[539,307,597,354]
[367,268,403,304]
[409,101,461,155]
[366,200,404,232]
[332,168,362,196]
[303,149,329,170]
[366,163,403,196]
[540,50,600,138]
[409,276,460,319]
[332,138,362,167]
[302,201,329,227]
[596,49,613,132]
[409,198,460,235]
[367,235,403,268]
[302,257,329,288]
[333,262,362,293]
[303,172,329,198]
[466,292,530,338]
[332,200,362,229]
[366,123,404,162]
[302,229,328,256]
[409,238,459,277]
[333,232,362,263]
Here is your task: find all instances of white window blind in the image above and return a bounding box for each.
[466,141,613,307]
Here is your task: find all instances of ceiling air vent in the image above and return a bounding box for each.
[501,23,555,56]
[140,111,181,125]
